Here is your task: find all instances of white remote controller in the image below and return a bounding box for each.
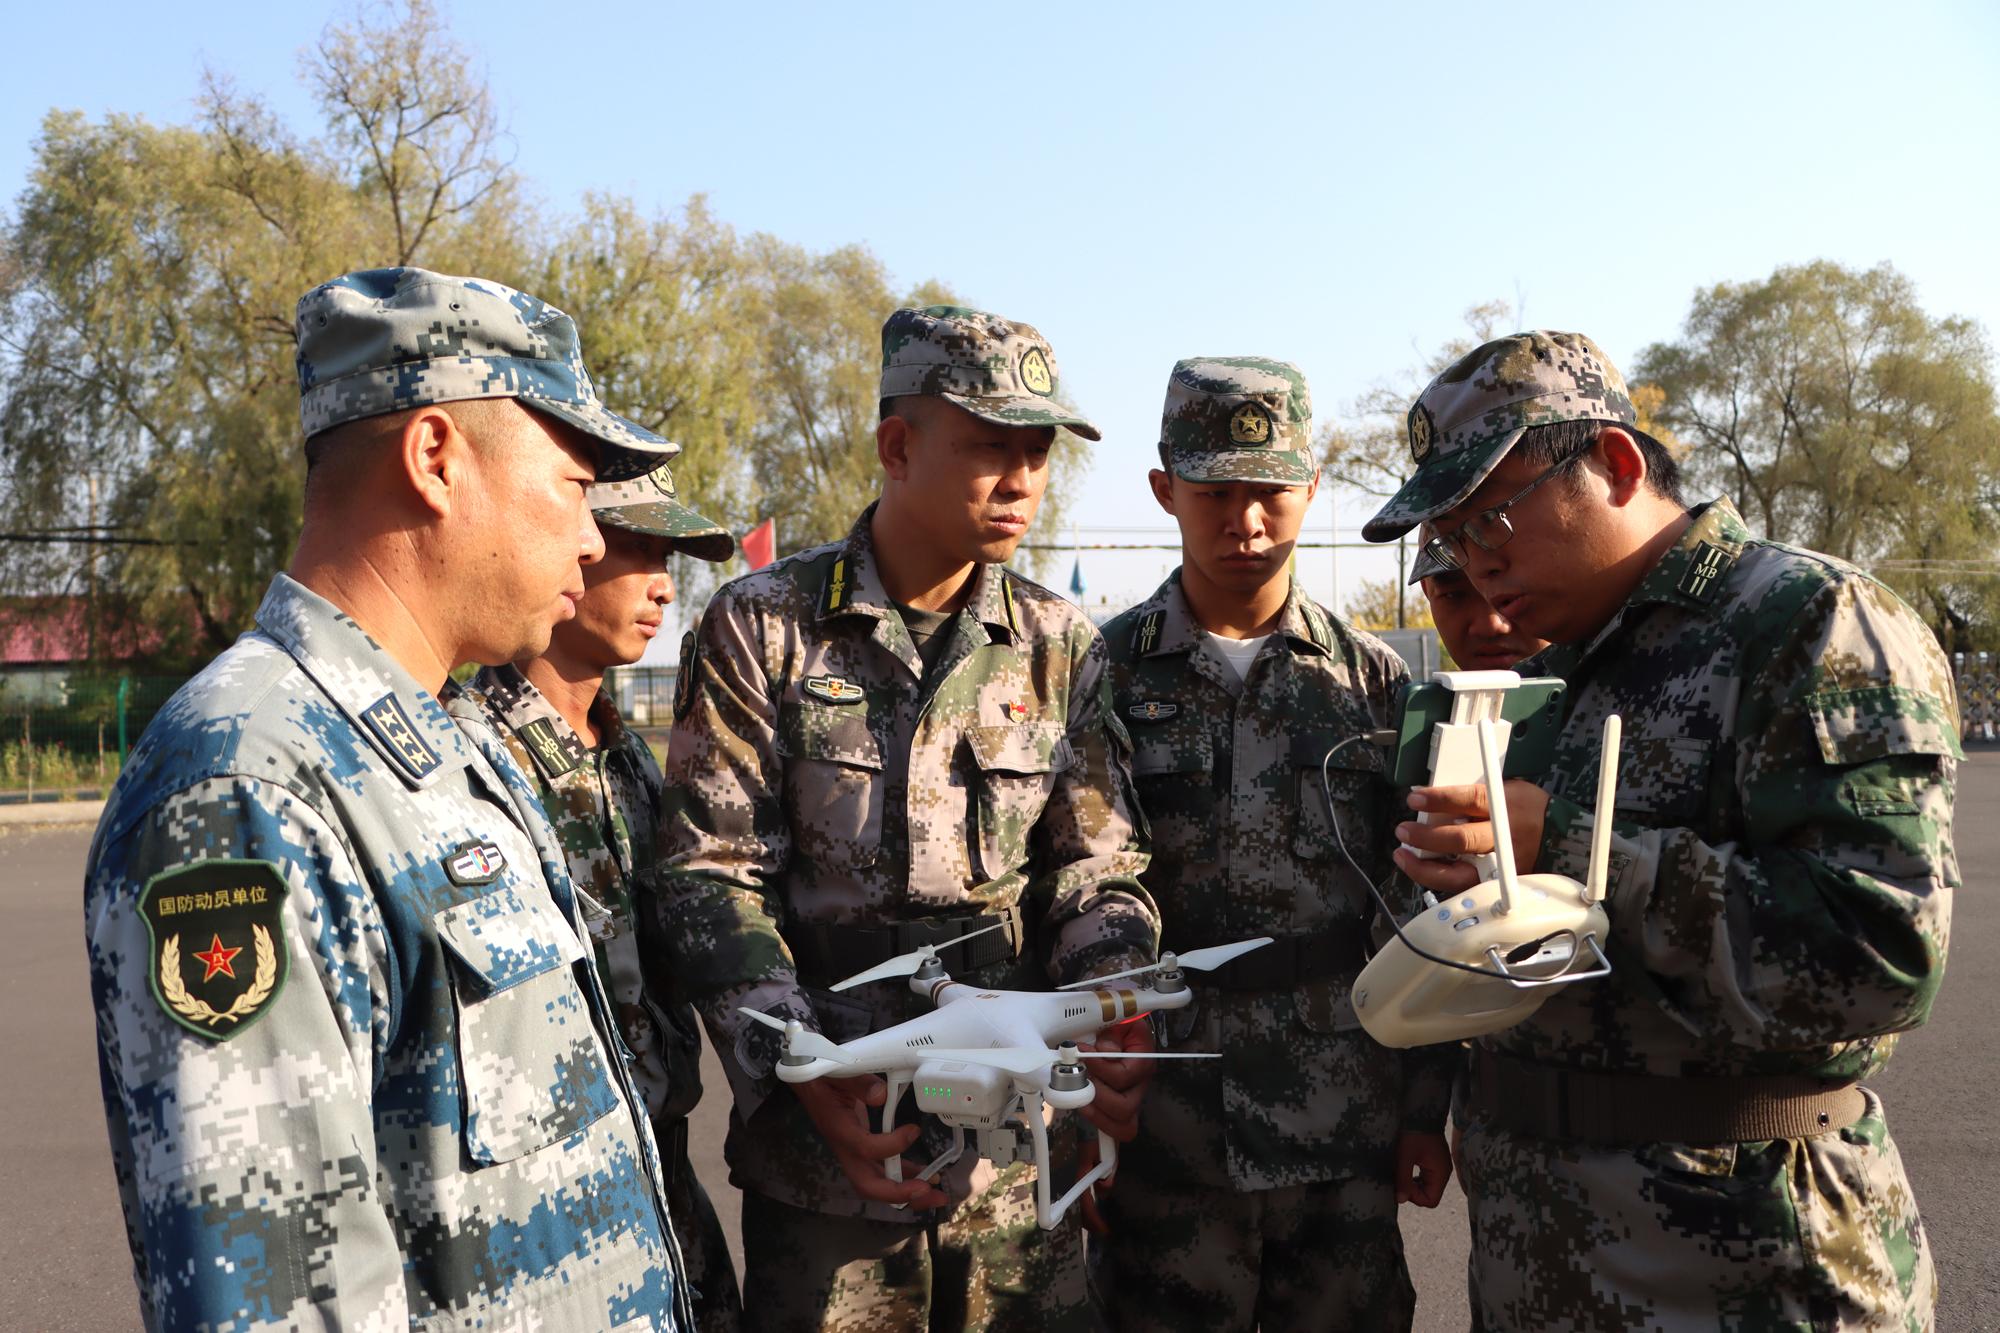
[1406,670,1527,879]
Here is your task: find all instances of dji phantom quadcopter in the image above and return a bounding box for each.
[741,928,1272,1229]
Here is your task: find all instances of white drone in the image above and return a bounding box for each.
[741,928,1272,1229]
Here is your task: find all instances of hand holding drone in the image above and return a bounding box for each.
[741,927,1273,1229]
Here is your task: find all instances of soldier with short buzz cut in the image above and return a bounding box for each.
[652,305,1161,1332]
[1092,358,1455,1332]
[86,266,696,1331]
[1371,330,1956,1331]
[452,461,742,1330]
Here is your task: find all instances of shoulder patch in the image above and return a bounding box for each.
[361,693,441,781]
[443,839,508,885]
[1303,602,1334,653]
[1132,610,1166,656]
[674,629,699,721]
[1677,541,1734,602]
[516,717,583,779]
[141,860,289,1042]
[802,674,866,704]
[1127,699,1180,723]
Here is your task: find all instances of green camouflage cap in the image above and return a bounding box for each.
[588,463,735,563]
[1158,356,1316,484]
[1362,330,1634,542]
[295,266,676,482]
[879,305,1101,441]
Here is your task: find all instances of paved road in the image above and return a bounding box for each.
[8,757,1996,1330]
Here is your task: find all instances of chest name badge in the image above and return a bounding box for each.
[803,675,865,704]
[140,859,290,1042]
[444,839,508,885]
[1128,700,1179,723]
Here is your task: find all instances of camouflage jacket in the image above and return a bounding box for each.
[1504,498,1959,1080]
[85,575,689,1333]
[457,665,705,1126]
[1103,573,1453,1190]
[653,504,1159,1220]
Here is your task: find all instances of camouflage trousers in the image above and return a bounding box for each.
[1463,1087,1935,1331]
[738,1158,1096,1333]
[1089,1168,1414,1332]
[662,1118,743,1332]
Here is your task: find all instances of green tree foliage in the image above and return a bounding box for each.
[1,1,1053,664]
[1343,573,1433,633]
[1635,261,2000,654]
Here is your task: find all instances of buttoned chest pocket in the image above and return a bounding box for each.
[1129,728,1219,866]
[779,703,885,874]
[1293,733,1386,867]
[435,883,618,1165]
[965,723,1071,881]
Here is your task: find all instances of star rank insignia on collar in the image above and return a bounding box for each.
[140,860,289,1041]
[803,674,866,704]
[361,693,441,782]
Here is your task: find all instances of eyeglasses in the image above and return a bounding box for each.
[1419,448,1587,572]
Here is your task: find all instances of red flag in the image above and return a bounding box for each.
[741,518,776,570]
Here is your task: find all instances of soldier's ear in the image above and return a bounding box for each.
[1148,469,1176,515]
[1595,427,1648,508]
[399,406,463,519]
[878,413,914,481]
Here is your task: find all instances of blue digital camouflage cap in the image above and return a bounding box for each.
[1363,330,1635,542]
[294,267,677,482]
[588,463,735,563]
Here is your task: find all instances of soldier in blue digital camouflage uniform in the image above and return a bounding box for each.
[1371,331,1955,1331]
[455,462,742,1330]
[1093,359,1454,1332]
[86,267,694,1331]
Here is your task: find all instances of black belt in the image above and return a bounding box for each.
[788,904,1029,987]
[1467,1049,1868,1147]
[1175,921,1369,991]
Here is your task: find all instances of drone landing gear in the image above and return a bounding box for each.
[1018,1089,1115,1231]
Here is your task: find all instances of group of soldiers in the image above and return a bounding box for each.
[84,268,1957,1332]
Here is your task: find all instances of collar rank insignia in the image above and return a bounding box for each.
[803,674,865,704]
[361,693,441,782]
[1003,700,1031,723]
[1676,541,1732,603]
[674,630,699,721]
[444,839,508,885]
[1128,700,1179,723]
[516,717,583,779]
[140,859,289,1042]
[1133,610,1166,656]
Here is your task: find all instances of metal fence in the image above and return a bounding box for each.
[605,665,681,730]
[0,672,190,800]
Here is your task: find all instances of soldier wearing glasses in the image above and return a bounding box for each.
[1370,331,1955,1330]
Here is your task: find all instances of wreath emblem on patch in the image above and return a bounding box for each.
[1228,403,1272,446]
[1020,346,1054,396]
[140,860,289,1041]
[1409,403,1435,462]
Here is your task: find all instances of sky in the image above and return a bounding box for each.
[7,1,1998,662]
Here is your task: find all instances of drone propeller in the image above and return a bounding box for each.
[1055,936,1274,991]
[737,1008,854,1064]
[917,1046,1220,1074]
[828,920,1013,992]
